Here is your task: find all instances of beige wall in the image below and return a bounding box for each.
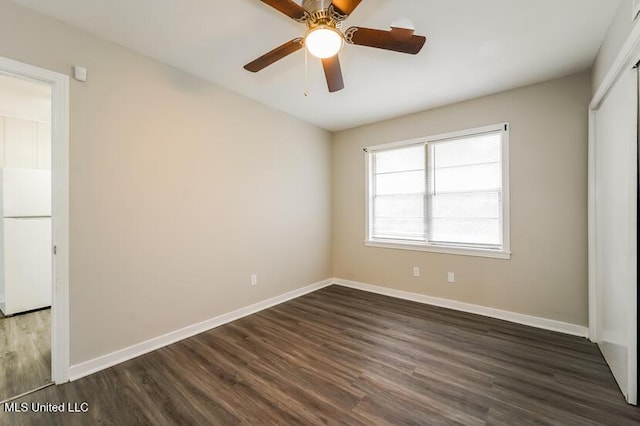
[592,0,634,94]
[0,0,332,364]
[332,72,591,326]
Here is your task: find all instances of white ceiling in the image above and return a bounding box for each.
[10,0,620,131]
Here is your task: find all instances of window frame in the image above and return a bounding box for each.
[364,123,511,259]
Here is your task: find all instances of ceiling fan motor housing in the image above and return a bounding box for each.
[302,0,331,13]
[302,0,347,26]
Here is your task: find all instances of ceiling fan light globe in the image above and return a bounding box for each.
[305,26,344,59]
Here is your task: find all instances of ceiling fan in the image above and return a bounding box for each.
[244,0,427,93]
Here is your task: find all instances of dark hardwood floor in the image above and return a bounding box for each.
[1,286,639,425]
[0,308,51,403]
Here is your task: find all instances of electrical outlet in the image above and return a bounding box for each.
[413,267,420,277]
[447,272,455,283]
[251,274,258,286]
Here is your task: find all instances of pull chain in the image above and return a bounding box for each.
[304,46,310,97]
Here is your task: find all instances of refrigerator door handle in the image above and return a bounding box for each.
[3,216,51,219]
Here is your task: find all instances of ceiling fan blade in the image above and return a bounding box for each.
[322,55,344,93]
[345,26,426,54]
[390,26,415,41]
[244,38,304,72]
[259,0,307,21]
[331,0,363,17]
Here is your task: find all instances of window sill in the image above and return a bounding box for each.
[365,240,511,259]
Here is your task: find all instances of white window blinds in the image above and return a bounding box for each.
[427,133,503,248]
[367,124,509,257]
[372,145,425,241]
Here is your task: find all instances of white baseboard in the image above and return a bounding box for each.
[333,278,589,338]
[69,276,588,381]
[68,278,334,381]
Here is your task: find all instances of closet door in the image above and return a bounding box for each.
[594,66,638,404]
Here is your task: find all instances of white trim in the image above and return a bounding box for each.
[588,109,597,343]
[68,279,333,381]
[501,123,511,257]
[0,57,70,384]
[333,278,589,338]
[591,17,640,110]
[365,146,373,245]
[364,240,511,259]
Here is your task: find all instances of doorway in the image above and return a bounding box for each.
[0,73,52,401]
[0,56,69,401]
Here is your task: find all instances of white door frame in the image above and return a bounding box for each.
[588,17,640,405]
[0,56,70,384]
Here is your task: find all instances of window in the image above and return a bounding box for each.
[366,123,510,259]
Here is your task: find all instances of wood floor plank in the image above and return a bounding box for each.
[1,286,639,425]
[0,309,51,402]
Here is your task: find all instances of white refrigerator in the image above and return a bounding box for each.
[0,168,52,316]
